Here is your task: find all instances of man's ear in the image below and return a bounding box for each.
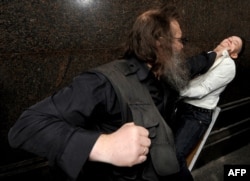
[230,52,238,59]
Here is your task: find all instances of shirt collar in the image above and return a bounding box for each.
[222,49,230,57]
[208,50,229,58]
[211,50,231,69]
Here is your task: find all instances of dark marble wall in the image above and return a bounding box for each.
[1,0,250,168]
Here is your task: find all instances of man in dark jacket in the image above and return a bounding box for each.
[8,3,216,181]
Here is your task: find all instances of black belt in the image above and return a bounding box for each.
[182,102,213,113]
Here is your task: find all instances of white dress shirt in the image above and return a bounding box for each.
[180,50,236,109]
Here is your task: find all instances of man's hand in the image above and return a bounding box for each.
[214,47,231,58]
[89,122,151,167]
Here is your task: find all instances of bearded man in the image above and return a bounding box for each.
[8,3,216,181]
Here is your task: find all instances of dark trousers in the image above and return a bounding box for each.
[173,102,213,181]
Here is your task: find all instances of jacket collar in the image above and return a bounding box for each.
[126,57,152,81]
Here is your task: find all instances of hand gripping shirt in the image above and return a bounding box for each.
[180,50,236,109]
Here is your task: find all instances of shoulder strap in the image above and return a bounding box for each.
[92,59,138,122]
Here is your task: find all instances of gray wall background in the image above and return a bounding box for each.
[1,0,250,167]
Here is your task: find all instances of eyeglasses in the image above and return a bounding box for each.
[172,37,188,45]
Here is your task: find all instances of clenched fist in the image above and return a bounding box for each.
[89,122,151,167]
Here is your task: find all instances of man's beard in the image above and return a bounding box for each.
[161,52,190,91]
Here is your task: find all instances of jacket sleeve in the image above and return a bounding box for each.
[181,57,236,98]
[8,72,112,180]
[187,51,217,79]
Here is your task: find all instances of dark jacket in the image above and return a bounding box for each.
[8,53,216,181]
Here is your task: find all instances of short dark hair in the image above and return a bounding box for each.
[238,36,246,58]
